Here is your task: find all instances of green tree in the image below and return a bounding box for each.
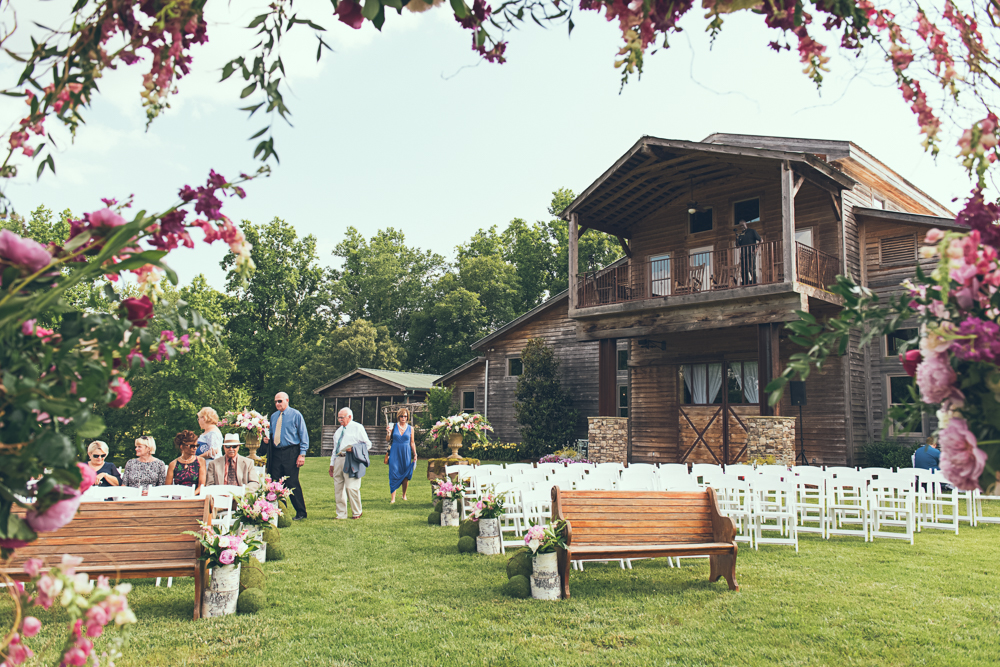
[501,218,552,310]
[222,217,335,448]
[514,338,580,458]
[407,284,488,373]
[544,188,623,295]
[332,227,446,344]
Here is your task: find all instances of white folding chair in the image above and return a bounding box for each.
[725,464,754,479]
[972,485,1000,525]
[199,485,243,532]
[862,467,894,481]
[752,474,798,551]
[714,476,754,546]
[146,485,195,500]
[827,473,869,541]
[476,464,506,477]
[618,467,657,491]
[794,471,828,539]
[504,463,533,476]
[755,464,791,476]
[869,473,916,544]
[918,476,960,534]
[81,486,142,502]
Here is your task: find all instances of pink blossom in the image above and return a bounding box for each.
[915,352,958,404]
[336,0,364,29]
[108,377,133,408]
[85,208,126,228]
[62,646,88,666]
[5,634,33,665]
[23,558,44,578]
[938,417,988,491]
[0,229,53,273]
[26,491,82,533]
[218,549,236,565]
[0,538,29,549]
[22,616,41,637]
[77,462,96,492]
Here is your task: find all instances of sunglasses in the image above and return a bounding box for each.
[223,445,239,450]
[90,453,106,458]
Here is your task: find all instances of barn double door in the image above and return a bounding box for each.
[678,360,757,465]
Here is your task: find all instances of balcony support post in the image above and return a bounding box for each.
[781,161,797,284]
[569,212,579,311]
[758,323,781,416]
[598,338,618,416]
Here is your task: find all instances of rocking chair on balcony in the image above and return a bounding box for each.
[674,265,707,296]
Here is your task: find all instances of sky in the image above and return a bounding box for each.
[1,1,974,291]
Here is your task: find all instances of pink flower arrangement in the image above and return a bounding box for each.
[524,520,567,555]
[428,412,494,449]
[469,490,504,520]
[431,478,465,500]
[183,522,259,569]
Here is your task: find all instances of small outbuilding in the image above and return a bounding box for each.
[312,368,440,456]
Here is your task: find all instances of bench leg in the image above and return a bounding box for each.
[709,552,739,591]
[558,548,571,599]
[193,562,204,620]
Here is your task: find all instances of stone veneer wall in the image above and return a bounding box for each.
[587,417,629,464]
[744,416,796,466]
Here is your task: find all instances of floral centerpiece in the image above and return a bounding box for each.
[469,490,504,521]
[259,474,294,506]
[221,409,269,447]
[183,523,261,569]
[432,478,466,500]
[6,555,137,667]
[524,520,567,555]
[429,413,494,458]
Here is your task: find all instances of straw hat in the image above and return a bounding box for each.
[223,433,242,446]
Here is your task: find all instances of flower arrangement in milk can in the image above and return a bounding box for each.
[183,523,261,569]
[234,494,282,529]
[524,520,567,555]
[431,478,466,500]
[428,412,494,448]
[469,489,505,521]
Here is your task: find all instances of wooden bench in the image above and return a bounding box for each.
[551,488,739,598]
[3,497,213,619]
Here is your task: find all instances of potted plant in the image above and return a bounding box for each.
[469,489,505,555]
[524,520,567,600]
[221,409,270,460]
[432,478,466,527]
[184,523,261,617]
[428,413,494,459]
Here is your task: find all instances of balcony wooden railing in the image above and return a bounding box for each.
[795,242,839,290]
[576,240,785,308]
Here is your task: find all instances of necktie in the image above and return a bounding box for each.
[336,428,346,456]
[226,457,237,485]
[274,412,283,446]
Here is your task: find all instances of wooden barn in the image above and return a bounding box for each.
[312,368,440,456]
[557,133,956,465]
[435,294,628,447]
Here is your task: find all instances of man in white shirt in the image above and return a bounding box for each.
[328,407,371,519]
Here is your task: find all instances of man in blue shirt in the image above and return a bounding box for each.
[264,392,309,520]
[914,442,941,471]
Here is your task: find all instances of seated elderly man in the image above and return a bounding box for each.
[206,433,261,492]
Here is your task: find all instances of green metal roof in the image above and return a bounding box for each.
[358,368,441,391]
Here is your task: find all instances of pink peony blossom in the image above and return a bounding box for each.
[915,352,959,404]
[218,549,236,565]
[900,349,922,377]
[108,377,133,408]
[85,208,126,228]
[0,228,53,273]
[938,417,988,491]
[5,634,33,665]
[22,616,41,637]
[77,462,96,492]
[26,491,82,533]
[336,0,365,28]
[23,558,44,578]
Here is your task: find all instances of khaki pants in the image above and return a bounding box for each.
[333,456,362,519]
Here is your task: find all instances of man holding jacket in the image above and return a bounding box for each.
[328,407,371,520]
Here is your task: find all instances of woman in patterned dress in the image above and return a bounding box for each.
[166,430,205,493]
[121,436,167,489]
[196,407,223,462]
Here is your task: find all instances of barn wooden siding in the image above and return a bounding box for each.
[317,376,424,456]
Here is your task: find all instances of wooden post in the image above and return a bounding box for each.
[757,324,780,416]
[781,161,797,284]
[598,338,617,416]
[569,213,579,311]
[321,397,326,427]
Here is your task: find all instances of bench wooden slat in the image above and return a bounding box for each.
[3,497,212,620]
[551,487,739,598]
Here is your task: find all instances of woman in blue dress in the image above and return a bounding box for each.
[386,407,417,503]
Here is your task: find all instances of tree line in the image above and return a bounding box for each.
[2,189,621,461]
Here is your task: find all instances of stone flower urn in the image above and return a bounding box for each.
[202,563,241,617]
[530,552,560,600]
[245,430,261,462]
[447,432,464,459]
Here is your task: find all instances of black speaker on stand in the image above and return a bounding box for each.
[789,381,807,465]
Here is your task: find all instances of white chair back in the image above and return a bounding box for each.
[145,485,196,500]
[81,486,142,502]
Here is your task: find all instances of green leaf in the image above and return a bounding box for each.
[450,0,470,19]
[372,5,386,29]
[34,431,76,467]
[2,513,36,543]
[240,82,258,99]
[248,126,269,140]
[63,230,92,253]
[221,62,236,81]
[248,14,269,29]
[76,414,106,439]
[362,0,381,20]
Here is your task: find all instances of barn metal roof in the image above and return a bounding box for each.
[312,368,441,395]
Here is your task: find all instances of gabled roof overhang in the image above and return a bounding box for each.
[561,137,857,238]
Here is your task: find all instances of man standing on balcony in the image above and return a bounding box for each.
[736,219,762,286]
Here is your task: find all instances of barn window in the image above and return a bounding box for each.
[886,328,918,357]
[879,234,916,265]
[462,391,475,411]
[689,208,713,234]
[618,349,629,371]
[362,397,377,426]
[733,198,760,225]
[618,385,629,417]
[888,375,922,435]
[507,358,523,376]
[681,363,724,405]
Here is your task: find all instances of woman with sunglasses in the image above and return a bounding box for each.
[86,440,122,487]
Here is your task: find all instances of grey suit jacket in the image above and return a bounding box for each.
[206,455,260,492]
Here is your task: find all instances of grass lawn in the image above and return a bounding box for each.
[5,458,999,666]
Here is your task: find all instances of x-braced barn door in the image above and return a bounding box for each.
[678,361,755,465]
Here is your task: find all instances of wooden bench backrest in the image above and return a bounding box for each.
[4,498,211,573]
[552,489,720,546]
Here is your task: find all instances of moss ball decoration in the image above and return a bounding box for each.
[277,513,291,529]
[239,559,266,592]
[428,511,441,525]
[506,549,533,579]
[434,499,443,513]
[457,535,477,553]
[262,525,281,546]
[266,544,286,561]
[505,575,531,599]
[236,588,266,614]
[458,519,480,539]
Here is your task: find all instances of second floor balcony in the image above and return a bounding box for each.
[576,241,839,309]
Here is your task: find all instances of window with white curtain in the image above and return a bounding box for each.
[683,361,759,405]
